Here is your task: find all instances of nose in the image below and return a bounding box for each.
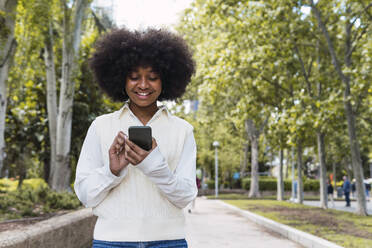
[138,76,149,89]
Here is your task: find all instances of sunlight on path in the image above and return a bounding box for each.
[185,197,302,248]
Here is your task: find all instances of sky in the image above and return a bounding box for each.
[112,0,193,30]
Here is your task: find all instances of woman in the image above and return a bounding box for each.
[74,28,197,248]
[327,179,335,207]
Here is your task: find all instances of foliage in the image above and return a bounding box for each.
[0,179,81,221]
[176,0,372,197]
[2,0,120,183]
[240,177,319,192]
[0,178,47,192]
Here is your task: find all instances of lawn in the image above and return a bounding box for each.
[206,193,355,201]
[224,199,372,248]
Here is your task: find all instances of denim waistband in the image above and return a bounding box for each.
[92,239,188,248]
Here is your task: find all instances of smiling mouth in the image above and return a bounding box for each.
[135,92,153,99]
[136,92,151,96]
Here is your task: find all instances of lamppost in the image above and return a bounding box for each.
[213,141,220,198]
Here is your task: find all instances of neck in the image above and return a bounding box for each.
[128,101,159,125]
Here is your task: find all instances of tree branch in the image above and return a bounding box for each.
[294,43,313,97]
[91,9,106,33]
[347,23,370,60]
[310,0,349,86]
[352,2,372,22]
[307,56,314,79]
[0,38,17,67]
[260,74,293,97]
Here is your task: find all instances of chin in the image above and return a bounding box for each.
[131,100,157,108]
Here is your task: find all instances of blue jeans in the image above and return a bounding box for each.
[92,239,188,248]
[344,191,350,206]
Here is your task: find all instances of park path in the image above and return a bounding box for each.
[184,197,302,248]
[303,199,372,214]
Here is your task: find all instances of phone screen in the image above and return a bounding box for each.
[128,126,152,151]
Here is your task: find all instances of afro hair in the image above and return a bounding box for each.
[89,28,196,102]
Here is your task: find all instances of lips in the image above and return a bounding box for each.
[135,91,152,99]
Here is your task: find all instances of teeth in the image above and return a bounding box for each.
[137,92,150,96]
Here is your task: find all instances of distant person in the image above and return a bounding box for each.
[364,179,371,202]
[342,176,351,207]
[327,179,335,207]
[351,178,356,199]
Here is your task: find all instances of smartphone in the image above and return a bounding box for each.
[128,126,152,151]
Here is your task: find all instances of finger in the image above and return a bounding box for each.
[151,138,157,150]
[125,150,139,165]
[125,138,146,155]
[118,132,127,144]
[125,143,142,162]
[111,132,123,149]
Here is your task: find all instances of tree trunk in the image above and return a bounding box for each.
[0,0,17,177]
[316,131,328,209]
[44,21,58,185]
[245,119,260,198]
[51,0,89,191]
[297,141,304,204]
[17,154,26,190]
[344,97,367,214]
[284,149,289,179]
[310,1,367,215]
[240,142,248,177]
[249,134,260,197]
[277,149,284,201]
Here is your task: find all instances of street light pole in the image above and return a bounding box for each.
[213,141,220,198]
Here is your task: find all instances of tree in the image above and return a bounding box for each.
[309,0,371,216]
[49,0,90,191]
[0,0,18,176]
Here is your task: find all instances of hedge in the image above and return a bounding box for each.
[240,178,320,192]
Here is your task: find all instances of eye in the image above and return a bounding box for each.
[129,76,139,80]
[149,77,159,81]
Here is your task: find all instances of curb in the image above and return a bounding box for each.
[0,208,97,248]
[217,200,344,248]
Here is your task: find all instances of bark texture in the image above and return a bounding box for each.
[277,149,284,201]
[245,118,267,198]
[317,131,328,209]
[44,21,57,184]
[297,141,304,204]
[51,0,89,191]
[0,0,17,176]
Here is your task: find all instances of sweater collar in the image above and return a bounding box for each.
[117,101,171,120]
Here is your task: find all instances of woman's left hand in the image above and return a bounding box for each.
[124,137,157,165]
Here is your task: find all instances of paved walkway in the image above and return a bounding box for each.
[184,197,302,248]
[303,199,372,214]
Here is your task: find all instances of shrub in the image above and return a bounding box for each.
[241,177,320,192]
[303,179,320,191]
[206,179,221,189]
[0,178,48,192]
[0,179,81,221]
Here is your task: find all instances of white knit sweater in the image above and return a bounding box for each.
[74,103,197,241]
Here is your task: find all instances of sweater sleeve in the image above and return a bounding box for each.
[136,129,197,209]
[74,120,128,208]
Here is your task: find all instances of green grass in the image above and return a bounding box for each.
[224,199,372,248]
[206,193,353,201]
[0,178,47,192]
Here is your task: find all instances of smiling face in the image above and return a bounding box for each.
[125,66,162,108]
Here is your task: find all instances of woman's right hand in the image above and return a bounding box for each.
[109,131,129,176]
